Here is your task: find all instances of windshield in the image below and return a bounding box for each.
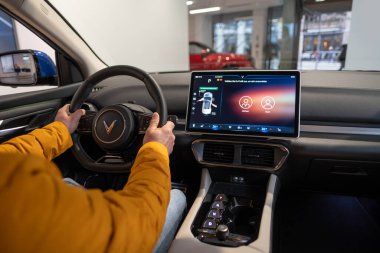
[48,0,378,73]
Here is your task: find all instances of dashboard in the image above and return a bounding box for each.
[85,71,380,194]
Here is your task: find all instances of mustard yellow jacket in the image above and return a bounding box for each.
[0,121,171,253]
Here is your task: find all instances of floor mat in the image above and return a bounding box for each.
[273,191,380,253]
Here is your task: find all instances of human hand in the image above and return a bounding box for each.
[54,104,85,133]
[143,112,175,154]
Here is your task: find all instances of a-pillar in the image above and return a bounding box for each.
[188,14,213,47]
[251,8,268,69]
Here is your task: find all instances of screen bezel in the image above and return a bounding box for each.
[185,70,301,138]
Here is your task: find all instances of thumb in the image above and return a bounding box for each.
[148,112,160,130]
[71,109,85,122]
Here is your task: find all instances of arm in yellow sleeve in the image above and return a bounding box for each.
[0,141,171,253]
[0,121,72,161]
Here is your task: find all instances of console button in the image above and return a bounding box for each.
[207,209,221,219]
[202,219,217,229]
[211,201,225,210]
[214,194,228,203]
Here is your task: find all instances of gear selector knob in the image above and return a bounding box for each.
[216,224,230,241]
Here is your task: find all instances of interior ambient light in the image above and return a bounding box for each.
[189,7,221,14]
[186,1,194,5]
[315,0,326,2]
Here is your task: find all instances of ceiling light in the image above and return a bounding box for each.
[315,0,326,2]
[186,1,194,5]
[189,7,221,15]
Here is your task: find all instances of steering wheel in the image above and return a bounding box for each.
[69,65,167,172]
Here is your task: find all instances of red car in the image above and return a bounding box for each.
[189,41,253,70]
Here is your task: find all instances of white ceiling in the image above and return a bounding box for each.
[188,0,284,13]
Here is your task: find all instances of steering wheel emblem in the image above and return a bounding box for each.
[103,120,117,135]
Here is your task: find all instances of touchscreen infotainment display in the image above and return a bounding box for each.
[186,71,300,137]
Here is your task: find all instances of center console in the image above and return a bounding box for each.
[169,70,299,252]
[169,168,279,253]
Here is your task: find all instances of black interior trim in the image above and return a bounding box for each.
[0,83,81,110]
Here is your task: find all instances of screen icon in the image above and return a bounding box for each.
[197,92,218,115]
[239,96,253,110]
[212,125,219,130]
[261,96,275,111]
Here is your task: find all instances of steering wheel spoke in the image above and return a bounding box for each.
[136,113,152,133]
[77,110,97,135]
[95,153,126,164]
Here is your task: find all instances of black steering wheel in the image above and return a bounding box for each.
[69,65,167,172]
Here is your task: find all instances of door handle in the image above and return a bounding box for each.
[0,125,28,137]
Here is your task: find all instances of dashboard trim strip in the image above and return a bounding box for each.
[301,124,380,136]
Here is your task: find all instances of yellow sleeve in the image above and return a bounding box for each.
[0,121,72,161]
[0,141,171,253]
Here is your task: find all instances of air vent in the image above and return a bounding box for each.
[203,143,234,164]
[241,145,274,167]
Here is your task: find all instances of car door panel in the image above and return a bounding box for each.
[0,83,81,110]
[0,83,81,141]
[0,99,61,141]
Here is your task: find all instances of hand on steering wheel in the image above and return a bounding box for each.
[143,112,175,154]
[55,104,85,133]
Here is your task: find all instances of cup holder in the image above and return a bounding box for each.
[225,197,259,236]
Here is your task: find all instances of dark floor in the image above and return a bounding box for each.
[273,191,380,253]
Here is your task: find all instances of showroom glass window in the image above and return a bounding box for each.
[188,0,353,71]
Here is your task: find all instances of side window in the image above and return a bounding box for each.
[0,9,81,96]
[12,18,56,66]
[0,10,17,52]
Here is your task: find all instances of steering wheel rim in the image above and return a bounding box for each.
[70,65,167,172]
[70,65,167,125]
